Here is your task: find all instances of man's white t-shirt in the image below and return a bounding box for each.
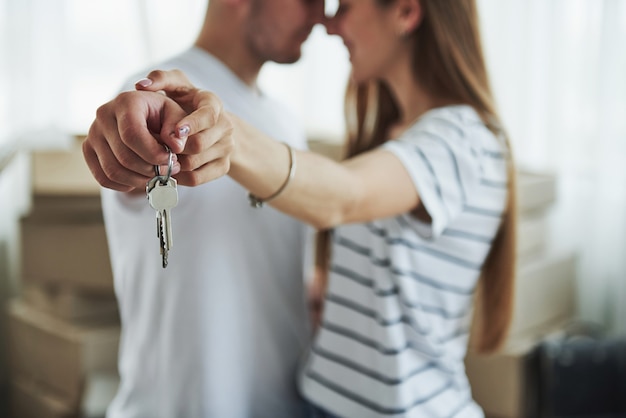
[102,47,311,418]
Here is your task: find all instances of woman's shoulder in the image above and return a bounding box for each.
[414,104,482,132]
[405,104,500,147]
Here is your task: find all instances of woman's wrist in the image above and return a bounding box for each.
[248,142,296,208]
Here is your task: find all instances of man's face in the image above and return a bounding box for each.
[245,0,325,64]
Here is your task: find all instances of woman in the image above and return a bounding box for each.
[297,3,516,416]
[119,0,517,416]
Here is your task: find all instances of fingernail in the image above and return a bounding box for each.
[171,131,186,149]
[178,125,190,138]
[176,138,186,149]
[135,78,153,88]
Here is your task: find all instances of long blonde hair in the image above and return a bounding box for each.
[315,0,517,354]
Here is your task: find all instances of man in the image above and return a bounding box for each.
[83,1,324,417]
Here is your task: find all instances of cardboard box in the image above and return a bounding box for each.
[21,283,119,325]
[81,372,120,418]
[31,137,100,197]
[10,378,76,418]
[10,373,120,418]
[517,170,557,215]
[516,214,548,261]
[507,252,578,346]
[308,138,345,161]
[20,215,114,295]
[28,194,103,222]
[7,299,120,408]
[465,339,541,418]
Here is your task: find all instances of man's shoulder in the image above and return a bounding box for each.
[120,47,220,92]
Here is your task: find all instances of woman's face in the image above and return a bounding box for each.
[325,0,404,83]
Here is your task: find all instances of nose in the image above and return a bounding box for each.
[309,0,326,25]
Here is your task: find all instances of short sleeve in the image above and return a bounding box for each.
[382,108,484,238]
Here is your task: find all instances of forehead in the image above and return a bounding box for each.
[258,0,324,7]
[252,0,313,12]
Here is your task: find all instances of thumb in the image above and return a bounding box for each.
[135,69,196,111]
[159,98,190,154]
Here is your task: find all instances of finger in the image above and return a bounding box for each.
[166,93,228,174]
[177,111,232,159]
[135,69,224,128]
[174,115,234,187]
[175,89,225,138]
[82,135,144,192]
[158,98,192,154]
[85,90,188,191]
[174,156,231,187]
[85,113,151,190]
[113,91,182,165]
[101,92,169,174]
[154,152,181,178]
[135,69,194,102]
[177,130,233,172]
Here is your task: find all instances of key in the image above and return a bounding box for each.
[146,176,167,266]
[148,177,178,267]
[147,176,179,268]
[146,176,164,248]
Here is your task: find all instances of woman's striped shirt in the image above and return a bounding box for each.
[299,105,509,418]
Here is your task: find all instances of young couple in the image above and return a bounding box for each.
[83,0,516,417]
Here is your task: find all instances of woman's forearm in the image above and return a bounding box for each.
[227,112,420,229]
[228,114,362,229]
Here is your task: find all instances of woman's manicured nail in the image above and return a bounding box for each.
[178,125,190,138]
[135,78,153,88]
[171,130,187,149]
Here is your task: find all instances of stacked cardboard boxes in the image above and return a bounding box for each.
[9,139,577,418]
[465,170,578,418]
[7,138,120,418]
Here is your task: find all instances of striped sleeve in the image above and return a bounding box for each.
[383,117,481,239]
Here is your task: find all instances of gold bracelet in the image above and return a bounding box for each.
[248,143,296,208]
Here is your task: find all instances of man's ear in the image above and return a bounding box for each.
[394,0,423,36]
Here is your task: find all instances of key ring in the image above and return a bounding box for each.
[154,145,174,184]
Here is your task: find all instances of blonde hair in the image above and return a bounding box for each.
[316,0,517,354]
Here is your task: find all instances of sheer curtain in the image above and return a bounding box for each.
[0,0,208,316]
[1,0,625,333]
[0,0,207,147]
[478,0,626,334]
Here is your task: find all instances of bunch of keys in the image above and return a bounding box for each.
[146,146,178,268]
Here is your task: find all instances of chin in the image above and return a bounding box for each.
[273,50,302,65]
[275,42,306,64]
[349,63,379,84]
[278,55,302,64]
[349,70,369,84]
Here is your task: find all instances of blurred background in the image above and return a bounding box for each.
[1,0,625,417]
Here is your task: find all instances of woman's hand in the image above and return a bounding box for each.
[135,69,234,186]
[83,69,234,192]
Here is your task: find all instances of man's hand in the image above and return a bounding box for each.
[83,72,234,192]
[83,90,187,192]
